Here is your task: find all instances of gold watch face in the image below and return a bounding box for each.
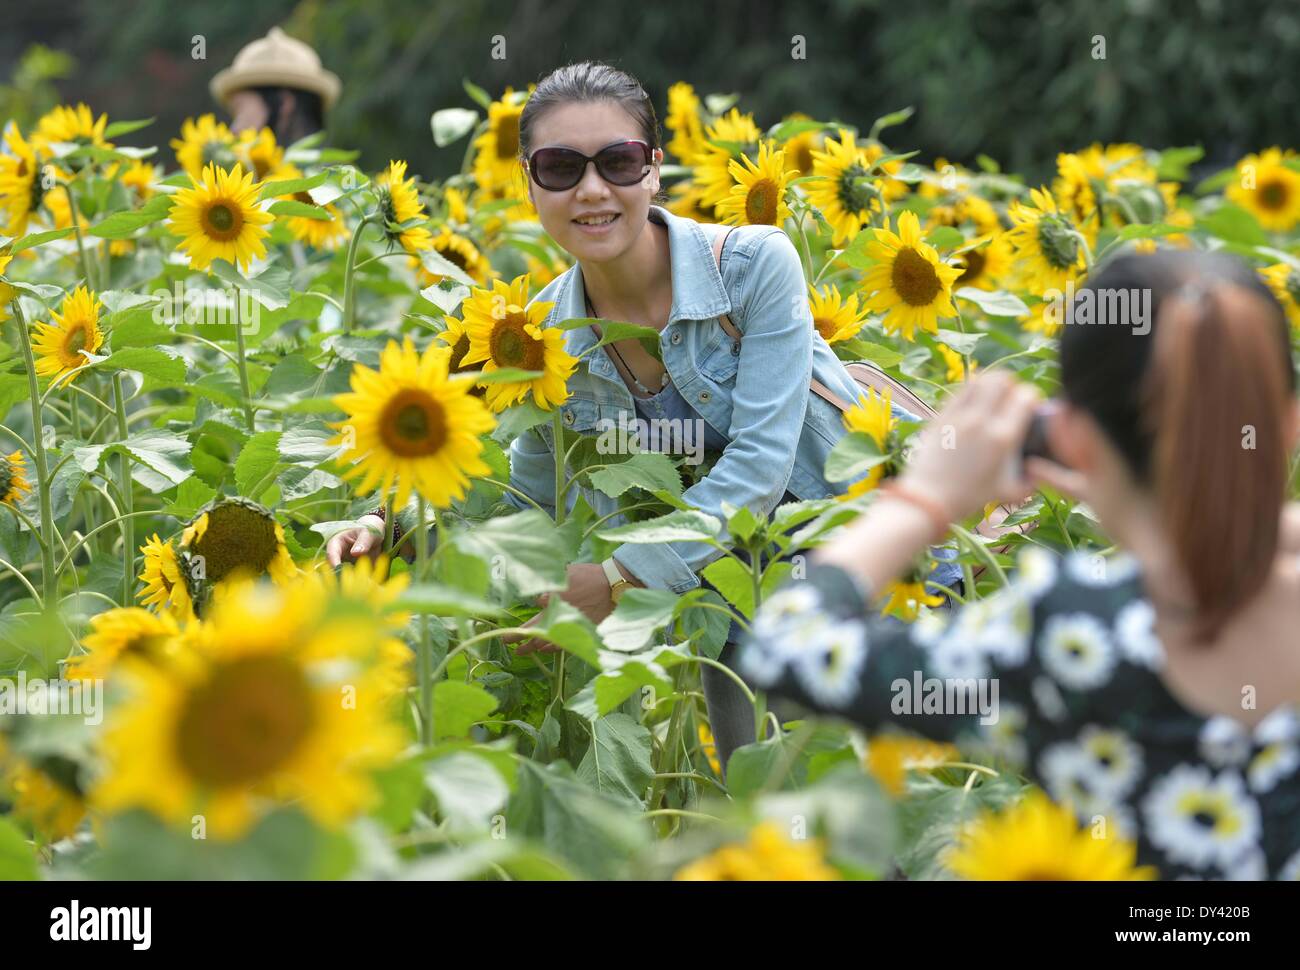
[609,581,629,604]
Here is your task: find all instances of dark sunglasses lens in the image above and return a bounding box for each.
[597,143,649,184]
[532,149,586,189]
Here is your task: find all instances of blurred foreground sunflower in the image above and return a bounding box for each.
[674,821,840,881]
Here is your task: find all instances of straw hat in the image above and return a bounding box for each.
[210,27,341,112]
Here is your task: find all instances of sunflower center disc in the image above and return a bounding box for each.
[204,202,243,240]
[490,313,545,370]
[194,504,278,583]
[958,248,987,285]
[380,389,448,456]
[496,119,520,160]
[891,247,943,306]
[176,655,315,786]
[746,180,778,225]
[1259,180,1286,211]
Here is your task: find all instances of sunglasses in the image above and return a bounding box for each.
[525,140,655,191]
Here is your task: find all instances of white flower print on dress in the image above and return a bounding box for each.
[1247,742,1300,795]
[751,584,824,640]
[1031,675,1069,723]
[1014,545,1060,600]
[1142,765,1261,872]
[791,618,869,708]
[1198,717,1252,769]
[1065,550,1139,588]
[1278,847,1300,881]
[1039,614,1117,691]
[1114,599,1164,670]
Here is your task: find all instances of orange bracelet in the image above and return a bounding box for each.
[876,481,951,542]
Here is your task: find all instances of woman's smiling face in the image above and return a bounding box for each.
[523,100,662,263]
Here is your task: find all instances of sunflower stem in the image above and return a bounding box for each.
[63,182,97,292]
[383,493,396,554]
[342,214,375,332]
[233,322,256,433]
[13,299,55,611]
[794,204,815,281]
[112,373,134,605]
[551,406,566,526]
[416,496,433,746]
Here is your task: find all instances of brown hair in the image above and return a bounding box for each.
[1061,251,1296,642]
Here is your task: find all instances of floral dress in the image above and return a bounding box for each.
[737,546,1300,880]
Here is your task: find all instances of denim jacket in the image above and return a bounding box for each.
[497,205,961,596]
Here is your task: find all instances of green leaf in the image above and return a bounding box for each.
[431,107,481,147]
[1155,145,1204,182]
[8,227,75,253]
[94,346,186,384]
[0,817,38,880]
[235,431,282,497]
[74,430,192,492]
[596,587,681,652]
[395,584,505,618]
[824,431,889,482]
[596,509,721,544]
[208,259,289,310]
[955,287,1029,318]
[433,681,499,739]
[424,750,511,834]
[588,451,683,500]
[164,476,218,519]
[258,171,328,200]
[87,193,173,238]
[923,226,965,249]
[868,106,914,141]
[726,736,787,798]
[449,509,568,596]
[834,338,904,369]
[576,712,653,803]
[267,199,333,221]
[527,597,602,665]
[931,328,984,355]
[462,78,493,111]
[1195,203,1269,247]
[103,116,155,138]
[587,658,674,717]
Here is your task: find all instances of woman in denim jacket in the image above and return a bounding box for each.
[329,61,958,772]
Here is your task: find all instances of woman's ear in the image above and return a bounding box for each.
[521,158,536,208]
[645,148,662,196]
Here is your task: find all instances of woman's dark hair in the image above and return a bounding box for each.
[518,62,666,203]
[1060,250,1296,641]
[249,85,325,146]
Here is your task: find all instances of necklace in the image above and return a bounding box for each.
[585,292,669,397]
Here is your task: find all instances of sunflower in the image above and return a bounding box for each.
[234,127,284,181]
[674,821,840,880]
[64,607,183,681]
[170,114,237,178]
[472,87,527,193]
[442,184,470,226]
[1,450,31,507]
[715,141,795,227]
[92,577,407,838]
[0,250,12,321]
[862,140,909,202]
[414,226,495,286]
[33,103,110,154]
[137,533,195,621]
[779,113,822,177]
[953,233,1013,291]
[667,179,718,223]
[1,742,87,843]
[806,128,886,247]
[0,124,45,236]
[168,162,273,271]
[878,561,945,621]
[523,251,569,288]
[434,312,478,377]
[808,283,870,344]
[1227,147,1300,232]
[331,337,496,511]
[31,285,103,387]
[936,344,972,383]
[838,387,898,501]
[926,194,1001,237]
[1004,187,1087,295]
[375,159,433,254]
[945,789,1156,880]
[459,274,576,411]
[665,82,706,162]
[1053,151,1102,239]
[865,734,960,796]
[697,722,722,776]
[178,498,299,615]
[919,157,976,201]
[861,210,962,340]
[1260,263,1300,331]
[691,108,763,209]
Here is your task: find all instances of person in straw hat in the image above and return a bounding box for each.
[210,26,341,143]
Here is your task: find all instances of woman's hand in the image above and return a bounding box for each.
[898,370,1043,522]
[505,562,619,655]
[325,515,388,567]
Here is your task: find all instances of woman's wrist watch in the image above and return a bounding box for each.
[601,557,634,604]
